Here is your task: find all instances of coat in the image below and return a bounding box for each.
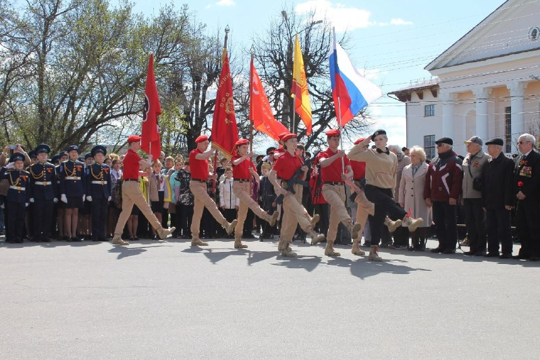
[399,162,432,226]
[461,151,490,199]
[219,178,239,209]
[424,150,463,202]
[481,152,514,209]
[394,154,411,201]
[514,149,540,205]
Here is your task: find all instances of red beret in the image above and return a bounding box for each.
[325,129,341,137]
[235,139,249,147]
[281,133,297,142]
[195,135,209,143]
[278,132,290,142]
[127,135,141,143]
[354,137,366,145]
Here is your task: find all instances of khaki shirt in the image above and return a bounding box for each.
[348,145,397,190]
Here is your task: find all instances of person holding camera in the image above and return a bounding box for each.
[461,136,490,256]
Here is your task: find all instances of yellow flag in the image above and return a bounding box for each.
[291,35,312,135]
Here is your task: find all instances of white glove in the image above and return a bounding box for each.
[61,194,68,203]
[87,196,92,202]
[108,196,111,202]
[54,198,58,203]
[82,195,86,202]
[30,198,35,203]
[0,203,3,209]
[25,203,29,207]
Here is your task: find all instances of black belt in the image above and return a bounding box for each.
[191,178,206,183]
[124,179,139,182]
[324,181,344,186]
[234,179,250,183]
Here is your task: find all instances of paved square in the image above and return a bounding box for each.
[0,237,537,359]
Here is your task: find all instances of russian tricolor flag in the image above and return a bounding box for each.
[329,30,382,126]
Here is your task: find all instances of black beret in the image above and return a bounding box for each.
[485,138,504,146]
[371,129,386,141]
[435,137,453,146]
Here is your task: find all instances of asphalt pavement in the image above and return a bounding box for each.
[0,236,538,360]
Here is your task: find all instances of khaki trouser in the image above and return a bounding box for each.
[114,181,162,236]
[322,184,352,242]
[355,188,375,240]
[233,181,267,237]
[280,183,312,243]
[190,181,227,237]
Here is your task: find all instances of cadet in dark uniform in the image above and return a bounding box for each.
[59,145,85,241]
[50,154,61,239]
[86,145,111,241]
[25,150,37,240]
[28,144,57,242]
[1,153,30,243]
[79,152,94,239]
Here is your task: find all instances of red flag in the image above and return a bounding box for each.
[141,53,161,160]
[211,48,239,157]
[250,58,288,141]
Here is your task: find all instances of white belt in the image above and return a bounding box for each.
[10,185,25,191]
[35,181,52,186]
[65,176,81,180]
[91,181,108,185]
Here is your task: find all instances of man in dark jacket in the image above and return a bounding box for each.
[482,138,514,258]
[513,133,540,261]
[424,137,463,254]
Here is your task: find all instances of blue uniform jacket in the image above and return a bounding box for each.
[29,162,57,201]
[86,163,112,199]
[1,168,30,203]
[59,160,85,197]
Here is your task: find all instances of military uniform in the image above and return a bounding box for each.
[86,145,112,241]
[59,146,86,209]
[1,153,30,243]
[28,144,57,242]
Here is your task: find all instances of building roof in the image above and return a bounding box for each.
[388,78,440,102]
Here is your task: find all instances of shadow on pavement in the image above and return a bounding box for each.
[271,255,322,272]
[108,244,168,260]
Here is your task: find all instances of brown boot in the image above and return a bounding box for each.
[351,237,365,255]
[384,217,402,233]
[368,245,382,261]
[403,216,424,233]
[281,244,297,257]
[351,223,362,240]
[310,231,325,245]
[234,236,248,249]
[310,214,320,229]
[267,212,279,227]
[324,240,341,257]
[277,238,286,252]
[224,219,238,235]
[111,234,129,246]
[191,237,209,246]
[157,226,176,239]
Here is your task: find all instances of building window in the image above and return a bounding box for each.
[424,135,435,161]
[505,106,511,153]
[424,104,435,117]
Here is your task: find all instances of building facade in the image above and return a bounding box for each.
[390,0,540,158]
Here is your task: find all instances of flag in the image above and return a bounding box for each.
[250,57,289,142]
[141,53,161,160]
[211,47,239,158]
[329,30,382,127]
[291,35,312,135]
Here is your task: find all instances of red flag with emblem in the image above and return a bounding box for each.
[141,53,161,160]
[211,48,239,158]
[249,57,288,141]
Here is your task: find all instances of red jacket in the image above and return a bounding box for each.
[424,150,463,202]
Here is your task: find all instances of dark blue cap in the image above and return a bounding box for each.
[67,145,80,153]
[51,155,61,164]
[28,150,36,159]
[84,153,93,160]
[35,144,51,155]
[91,145,106,157]
[10,153,25,163]
[59,151,68,158]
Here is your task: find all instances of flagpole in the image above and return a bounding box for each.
[332,28,345,174]
[213,26,230,193]
[249,50,254,194]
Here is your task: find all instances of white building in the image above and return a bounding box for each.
[389,0,540,159]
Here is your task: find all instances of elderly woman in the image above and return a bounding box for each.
[399,146,432,251]
[348,130,423,261]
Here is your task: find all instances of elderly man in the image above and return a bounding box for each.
[461,136,490,256]
[424,137,463,254]
[513,133,540,261]
[481,138,514,258]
